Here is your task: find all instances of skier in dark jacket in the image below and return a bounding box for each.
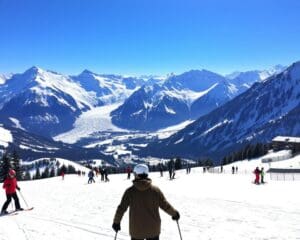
[1,169,23,214]
[159,163,164,177]
[104,168,110,182]
[168,160,175,180]
[126,166,132,180]
[112,164,180,240]
[88,170,95,184]
[99,168,105,181]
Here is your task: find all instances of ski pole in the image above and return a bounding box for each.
[176,220,183,240]
[114,231,118,240]
[18,190,29,208]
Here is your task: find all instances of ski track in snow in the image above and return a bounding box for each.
[0,167,300,240]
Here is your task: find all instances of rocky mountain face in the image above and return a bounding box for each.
[0,67,147,137]
[142,62,300,161]
[111,70,240,130]
[0,67,101,137]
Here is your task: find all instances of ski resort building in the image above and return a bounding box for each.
[261,150,292,163]
[268,168,300,181]
[272,136,300,154]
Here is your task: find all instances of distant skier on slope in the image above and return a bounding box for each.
[159,163,164,177]
[260,167,265,184]
[100,167,105,181]
[168,159,175,180]
[87,170,95,184]
[1,169,23,215]
[104,168,110,182]
[254,167,261,184]
[126,166,132,180]
[112,164,180,240]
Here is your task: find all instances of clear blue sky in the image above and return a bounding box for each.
[0,0,300,76]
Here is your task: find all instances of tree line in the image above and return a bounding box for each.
[221,143,271,165]
[0,151,78,181]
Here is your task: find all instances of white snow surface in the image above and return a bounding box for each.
[29,68,98,110]
[0,126,13,147]
[54,104,127,144]
[0,73,12,84]
[273,136,300,143]
[1,155,300,240]
[156,120,194,139]
[0,75,6,84]
[9,117,26,130]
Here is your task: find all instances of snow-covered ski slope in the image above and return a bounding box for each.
[1,156,300,240]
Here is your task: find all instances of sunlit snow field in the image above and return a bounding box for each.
[0,156,300,240]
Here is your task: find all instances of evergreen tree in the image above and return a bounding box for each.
[204,158,214,167]
[58,165,67,176]
[0,153,12,182]
[24,171,31,181]
[175,157,182,170]
[197,159,203,166]
[49,168,55,177]
[42,167,50,178]
[34,167,41,180]
[67,165,76,174]
[11,150,23,181]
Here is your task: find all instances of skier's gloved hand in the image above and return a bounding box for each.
[172,211,180,221]
[112,222,120,232]
[17,187,21,191]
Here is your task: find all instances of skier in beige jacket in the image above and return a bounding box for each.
[112,164,180,240]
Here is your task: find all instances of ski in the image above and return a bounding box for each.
[24,207,34,211]
[0,211,19,217]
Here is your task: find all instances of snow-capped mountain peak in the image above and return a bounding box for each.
[73,70,145,104]
[145,61,300,160]
[0,67,102,137]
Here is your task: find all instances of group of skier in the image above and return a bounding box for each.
[87,167,110,184]
[253,167,265,184]
[1,162,269,239]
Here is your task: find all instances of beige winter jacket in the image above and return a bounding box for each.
[113,178,178,239]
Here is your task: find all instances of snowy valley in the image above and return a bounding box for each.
[0,63,291,165]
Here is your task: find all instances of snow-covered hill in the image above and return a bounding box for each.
[0,154,299,240]
[22,157,90,177]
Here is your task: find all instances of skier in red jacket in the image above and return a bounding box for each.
[253,167,261,184]
[1,169,23,215]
